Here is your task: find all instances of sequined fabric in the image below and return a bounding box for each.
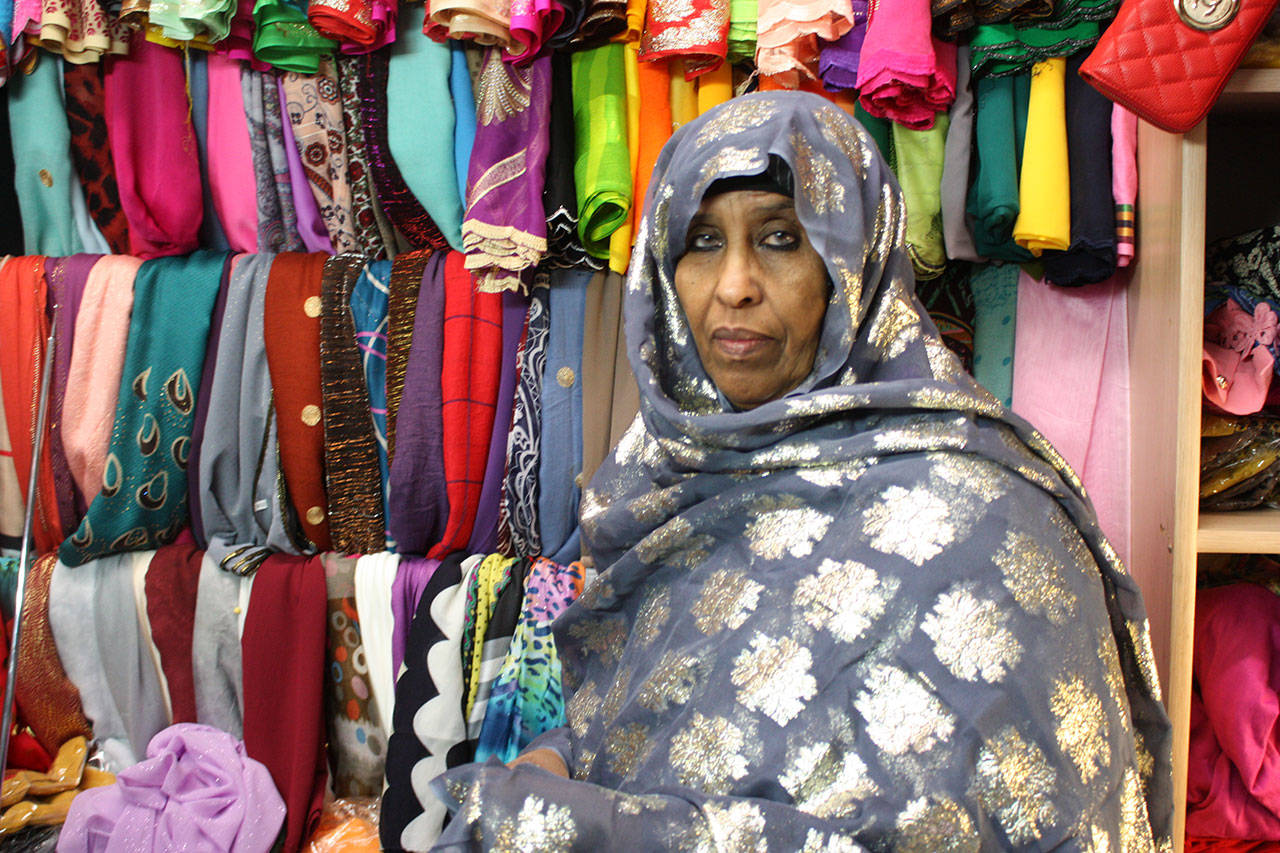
[432,93,1173,852]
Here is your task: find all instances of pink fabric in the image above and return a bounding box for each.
[854,0,955,130]
[103,31,203,258]
[506,0,563,64]
[206,53,259,254]
[58,723,286,853]
[1203,298,1277,415]
[753,0,853,85]
[13,0,42,37]
[62,254,141,504]
[1187,583,1280,840]
[1111,103,1138,268]
[1011,271,1132,566]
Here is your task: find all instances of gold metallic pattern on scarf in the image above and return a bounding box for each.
[854,665,955,757]
[894,796,981,853]
[637,649,711,712]
[669,712,751,793]
[791,132,845,216]
[972,727,1060,844]
[490,795,577,851]
[693,99,778,149]
[921,582,1022,683]
[867,280,921,360]
[730,632,817,726]
[1118,766,1158,852]
[863,484,956,566]
[828,256,863,322]
[872,419,966,456]
[691,568,762,634]
[475,49,532,126]
[467,151,529,210]
[566,679,601,737]
[907,387,1004,422]
[744,495,832,560]
[693,146,766,199]
[604,723,653,779]
[702,801,767,851]
[565,616,627,665]
[800,829,862,853]
[993,529,1078,624]
[813,105,871,183]
[628,487,681,526]
[781,743,876,820]
[641,0,727,68]
[1126,618,1163,701]
[633,586,672,645]
[1050,675,1110,785]
[600,669,631,722]
[930,452,1010,504]
[793,558,896,644]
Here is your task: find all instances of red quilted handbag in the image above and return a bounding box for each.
[1079,0,1280,133]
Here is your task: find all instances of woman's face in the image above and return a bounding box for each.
[674,189,830,410]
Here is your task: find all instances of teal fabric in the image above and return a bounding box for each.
[967,73,1032,263]
[387,3,464,251]
[969,262,1020,407]
[9,56,83,256]
[60,251,227,567]
[451,45,476,210]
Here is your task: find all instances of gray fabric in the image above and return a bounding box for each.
[196,252,297,573]
[433,92,1172,851]
[942,46,986,264]
[192,552,246,738]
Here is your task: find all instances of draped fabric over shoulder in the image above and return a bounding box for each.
[432,92,1172,851]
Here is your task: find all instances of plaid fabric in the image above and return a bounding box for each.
[428,251,504,559]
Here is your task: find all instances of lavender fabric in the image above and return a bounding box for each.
[277,76,333,254]
[467,290,529,555]
[57,723,285,853]
[387,253,449,556]
[391,556,440,676]
[818,0,868,91]
[48,253,99,523]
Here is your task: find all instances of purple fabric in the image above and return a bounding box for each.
[277,77,334,255]
[47,253,99,524]
[187,255,235,550]
[57,723,286,853]
[387,253,449,555]
[390,556,440,676]
[818,0,868,91]
[467,290,530,555]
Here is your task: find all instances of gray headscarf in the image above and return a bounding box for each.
[432,92,1172,852]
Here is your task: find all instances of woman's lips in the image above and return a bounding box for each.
[711,328,773,358]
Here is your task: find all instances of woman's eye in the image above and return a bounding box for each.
[686,231,721,251]
[762,229,799,249]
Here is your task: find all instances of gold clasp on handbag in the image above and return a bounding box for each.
[1177,0,1240,31]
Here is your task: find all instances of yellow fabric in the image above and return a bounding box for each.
[695,63,733,115]
[669,59,699,132]
[615,0,646,42]
[611,43,642,274]
[1012,57,1070,256]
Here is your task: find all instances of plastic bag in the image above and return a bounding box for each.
[1200,412,1280,510]
[304,798,380,853]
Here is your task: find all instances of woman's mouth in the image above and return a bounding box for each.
[712,328,773,358]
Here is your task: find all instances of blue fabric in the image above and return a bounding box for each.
[969,262,1019,407]
[351,259,393,550]
[9,56,83,256]
[189,52,230,252]
[537,268,588,565]
[450,44,476,210]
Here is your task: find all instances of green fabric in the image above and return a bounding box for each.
[570,43,631,259]
[969,263,1019,407]
[60,252,227,567]
[853,103,893,168]
[387,3,464,250]
[967,73,1032,263]
[970,0,1117,77]
[892,115,949,281]
[253,0,336,74]
[148,0,235,42]
[9,56,83,257]
[727,0,757,62]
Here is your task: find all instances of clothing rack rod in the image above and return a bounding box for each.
[0,316,56,776]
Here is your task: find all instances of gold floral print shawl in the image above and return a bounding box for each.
[431,92,1172,852]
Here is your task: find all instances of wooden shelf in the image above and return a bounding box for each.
[1216,69,1280,110]
[1197,508,1280,552]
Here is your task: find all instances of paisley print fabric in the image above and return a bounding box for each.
[499,279,549,559]
[243,66,303,254]
[432,93,1173,852]
[60,252,226,567]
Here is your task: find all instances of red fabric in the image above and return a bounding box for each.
[242,554,329,853]
[427,252,503,559]
[144,529,204,724]
[638,0,728,78]
[1188,583,1280,840]
[0,256,61,554]
[264,253,332,551]
[1187,840,1280,852]
[103,32,204,258]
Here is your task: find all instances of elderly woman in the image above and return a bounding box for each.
[431,92,1172,850]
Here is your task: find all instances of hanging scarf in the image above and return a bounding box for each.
[1012,56,1069,255]
[931,0,1054,39]
[60,252,226,567]
[350,259,393,546]
[62,63,130,255]
[967,71,1033,262]
[462,48,551,293]
[186,256,234,550]
[537,269,588,565]
[252,0,336,73]
[206,54,259,254]
[816,0,866,90]
[432,91,1172,851]
[45,253,97,530]
[855,0,956,129]
[500,280,548,559]
[391,557,439,677]
[10,56,85,257]
[385,250,430,467]
[637,0,727,76]
[242,66,303,253]
[571,43,631,260]
[754,0,852,86]
[424,0,514,47]
[335,54,388,259]
[307,0,393,51]
[144,529,204,725]
[146,0,234,42]
[508,0,563,62]
[573,0,626,45]
[892,116,950,279]
[969,0,1118,78]
[276,75,333,254]
[542,53,603,271]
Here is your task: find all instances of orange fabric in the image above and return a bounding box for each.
[695,62,732,114]
[758,73,858,114]
[0,257,61,554]
[633,56,672,233]
[264,253,333,551]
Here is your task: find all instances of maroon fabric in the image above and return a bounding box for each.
[242,554,329,853]
[144,529,204,725]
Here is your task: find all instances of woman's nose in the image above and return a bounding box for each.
[713,243,762,308]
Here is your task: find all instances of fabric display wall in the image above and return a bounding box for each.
[0,0,1143,848]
